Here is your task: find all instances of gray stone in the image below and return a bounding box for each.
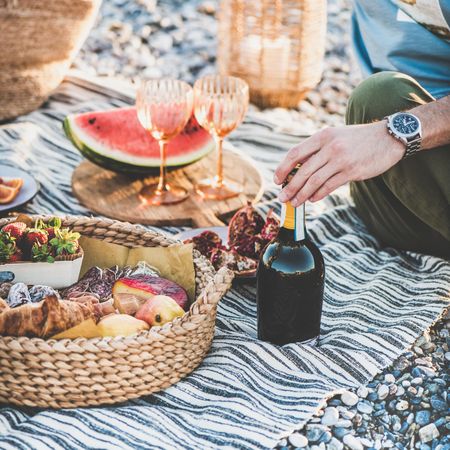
[378,384,389,400]
[328,437,344,450]
[343,434,364,450]
[360,438,373,448]
[396,400,409,411]
[341,391,359,406]
[321,407,339,426]
[384,374,396,384]
[288,432,308,448]
[396,386,405,397]
[357,386,369,398]
[307,427,323,444]
[356,401,373,414]
[335,419,352,428]
[418,423,439,443]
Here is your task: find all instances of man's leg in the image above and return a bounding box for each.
[345,71,450,257]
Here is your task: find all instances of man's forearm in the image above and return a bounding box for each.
[412,95,450,150]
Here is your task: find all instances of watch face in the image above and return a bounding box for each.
[392,114,419,135]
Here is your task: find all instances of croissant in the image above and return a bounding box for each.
[0,295,95,338]
[0,298,9,314]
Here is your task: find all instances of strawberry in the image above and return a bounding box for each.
[9,248,24,262]
[31,243,55,263]
[36,217,62,240]
[1,222,27,241]
[24,228,48,248]
[50,228,80,256]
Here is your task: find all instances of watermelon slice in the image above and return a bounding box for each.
[63,107,214,174]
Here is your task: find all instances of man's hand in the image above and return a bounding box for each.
[274,121,405,206]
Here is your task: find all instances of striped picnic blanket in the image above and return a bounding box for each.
[0,77,448,450]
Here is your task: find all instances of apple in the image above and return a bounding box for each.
[135,295,185,327]
[97,314,149,337]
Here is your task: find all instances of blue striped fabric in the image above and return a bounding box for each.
[0,77,448,450]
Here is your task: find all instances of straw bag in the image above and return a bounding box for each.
[0,215,234,408]
[218,0,327,108]
[0,0,101,122]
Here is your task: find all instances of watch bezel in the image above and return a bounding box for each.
[387,112,422,139]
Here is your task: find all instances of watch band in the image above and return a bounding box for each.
[404,138,422,158]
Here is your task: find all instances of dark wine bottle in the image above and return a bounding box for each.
[256,170,325,345]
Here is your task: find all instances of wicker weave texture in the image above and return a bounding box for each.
[0,215,234,408]
[218,0,327,108]
[0,0,101,121]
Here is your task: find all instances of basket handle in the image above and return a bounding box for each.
[199,267,234,306]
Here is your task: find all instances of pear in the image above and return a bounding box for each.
[97,314,149,337]
[135,295,185,327]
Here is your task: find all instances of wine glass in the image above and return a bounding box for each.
[136,79,194,205]
[193,75,249,200]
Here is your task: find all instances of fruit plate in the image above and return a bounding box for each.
[1,255,83,289]
[174,227,257,279]
[0,165,39,214]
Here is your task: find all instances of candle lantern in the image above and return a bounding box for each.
[218,0,327,108]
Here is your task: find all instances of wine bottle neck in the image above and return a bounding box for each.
[280,201,306,241]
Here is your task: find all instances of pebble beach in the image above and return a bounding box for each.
[73,1,450,449]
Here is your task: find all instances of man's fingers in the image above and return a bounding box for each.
[278,150,330,203]
[289,163,340,206]
[273,133,321,185]
[309,172,348,203]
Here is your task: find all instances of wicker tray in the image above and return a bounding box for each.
[0,215,234,409]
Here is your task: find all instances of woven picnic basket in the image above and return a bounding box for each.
[0,0,101,122]
[0,215,234,409]
[217,0,327,108]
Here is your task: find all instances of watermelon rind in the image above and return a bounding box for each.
[63,114,215,174]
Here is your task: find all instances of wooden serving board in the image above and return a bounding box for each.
[72,147,264,227]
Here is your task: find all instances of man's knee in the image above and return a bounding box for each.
[345,71,430,125]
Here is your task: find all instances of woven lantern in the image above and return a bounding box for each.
[218,0,327,108]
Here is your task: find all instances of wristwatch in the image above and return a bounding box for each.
[385,112,422,158]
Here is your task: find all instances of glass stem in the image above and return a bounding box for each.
[215,135,224,187]
[157,140,168,192]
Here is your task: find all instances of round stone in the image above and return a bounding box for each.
[307,428,323,444]
[357,401,373,414]
[335,419,352,428]
[396,400,409,411]
[396,386,405,397]
[328,437,344,450]
[343,434,364,450]
[384,374,396,384]
[391,416,401,431]
[357,386,369,398]
[319,431,332,444]
[333,427,351,439]
[341,391,359,406]
[321,407,339,426]
[430,395,447,411]
[378,384,389,400]
[419,424,440,443]
[416,410,431,426]
[288,432,308,448]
